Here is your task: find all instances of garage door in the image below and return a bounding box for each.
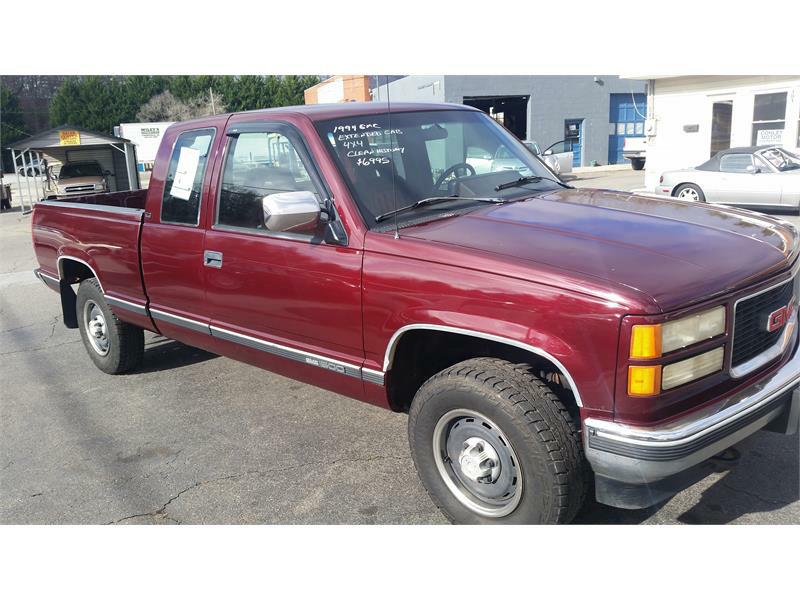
[64,148,118,191]
[608,93,646,165]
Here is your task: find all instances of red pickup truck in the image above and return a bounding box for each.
[32,103,799,524]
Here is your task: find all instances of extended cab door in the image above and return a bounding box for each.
[202,119,364,396]
[140,119,227,344]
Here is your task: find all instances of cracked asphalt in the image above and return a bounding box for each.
[1,200,798,525]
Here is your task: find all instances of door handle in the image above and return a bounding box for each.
[204,250,223,269]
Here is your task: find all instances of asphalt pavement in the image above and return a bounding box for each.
[1,170,798,525]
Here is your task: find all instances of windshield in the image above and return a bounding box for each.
[316,110,557,228]
[59,162,102,179]
[758,148,800,171]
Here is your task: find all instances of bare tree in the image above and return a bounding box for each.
[135,90,226,122]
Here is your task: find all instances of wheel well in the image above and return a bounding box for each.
[57,258,98,329]
[386,329,580,421]
[59,258,96,285]
[671,182,696,196]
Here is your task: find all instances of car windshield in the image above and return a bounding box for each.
[758,148,800,172]
[316,110,558,228]
[59,163,102,178]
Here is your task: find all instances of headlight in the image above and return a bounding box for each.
[630,305,726,359]
[662,347,724,390]
[94,183,105,190]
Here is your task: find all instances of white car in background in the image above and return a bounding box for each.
[487,140,572,177]
[525,140,573,176]
[655,145,800,213]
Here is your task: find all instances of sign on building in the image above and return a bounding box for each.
[756,129,784,145]
[58,130,80,146]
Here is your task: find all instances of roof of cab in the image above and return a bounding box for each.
[174,102,477,127]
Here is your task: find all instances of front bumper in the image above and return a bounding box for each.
[584,341,799,507]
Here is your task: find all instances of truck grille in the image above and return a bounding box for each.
[732,277,795,368]
[64,185,95,193]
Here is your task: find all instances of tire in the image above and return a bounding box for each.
[408,358,587,524]
[631,158,645,171]
[673,183,705,202]
[76,278,144,374]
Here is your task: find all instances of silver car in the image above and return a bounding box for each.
[655,145,800,213]
[488,140,572,177]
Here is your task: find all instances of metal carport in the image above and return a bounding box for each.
[6,126,140,213]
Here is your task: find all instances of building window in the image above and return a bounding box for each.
[751,92,787,145]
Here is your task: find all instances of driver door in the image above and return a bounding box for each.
[203,120,364,396]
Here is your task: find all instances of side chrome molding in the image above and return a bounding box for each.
[210,325,362,379]
[361,368,386,386]
[150,309,211,334]
[34,269,61,287]
[147,307,381,384]
[105,295,148,316]
[381,324,584,407]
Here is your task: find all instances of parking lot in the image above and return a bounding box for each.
[1,168,798,525]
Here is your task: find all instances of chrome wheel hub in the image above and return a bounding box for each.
[84,300,109,356]
[433,409,523,518]
[458,437,501,483]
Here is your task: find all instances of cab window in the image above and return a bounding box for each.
[161,128,215,225]
[217,131,320,231]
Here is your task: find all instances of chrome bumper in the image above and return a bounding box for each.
[584,342,800,486]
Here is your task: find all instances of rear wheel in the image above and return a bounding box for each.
[77,278,144,374]
[673,183,705,202]
[408,358,587,524]
[630,158,645,171]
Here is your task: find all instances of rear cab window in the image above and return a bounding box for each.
[161,128,216,225]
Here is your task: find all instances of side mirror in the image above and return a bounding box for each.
[103,170,112,176]
[262,191,321,233]
[543,149,554,156]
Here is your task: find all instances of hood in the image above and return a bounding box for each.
[401,188,798,312]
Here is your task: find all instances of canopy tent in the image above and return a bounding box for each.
[6,126,140,213]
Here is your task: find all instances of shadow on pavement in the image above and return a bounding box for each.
[135,337,217,374]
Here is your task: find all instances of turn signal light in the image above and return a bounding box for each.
[628,365,661,396]
[630,324,662,359]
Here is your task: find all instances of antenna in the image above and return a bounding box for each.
[385,75,400,239]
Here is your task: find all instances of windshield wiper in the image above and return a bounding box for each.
[494,175,572,191]
[374,196,505,223]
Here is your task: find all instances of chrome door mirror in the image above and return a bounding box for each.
[262,191,321,233]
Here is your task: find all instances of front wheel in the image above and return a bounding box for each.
[673,183,705,202]
[76,278,144,374]
[630,158,645,171]
[408,358,587,524]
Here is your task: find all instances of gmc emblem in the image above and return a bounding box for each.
[767,297,796,333]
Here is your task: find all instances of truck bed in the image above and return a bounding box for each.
[32,190,149,311]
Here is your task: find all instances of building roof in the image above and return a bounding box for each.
[7,125,130,150]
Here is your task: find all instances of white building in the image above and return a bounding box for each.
[114,122,174,171]
[629,76,800,190]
